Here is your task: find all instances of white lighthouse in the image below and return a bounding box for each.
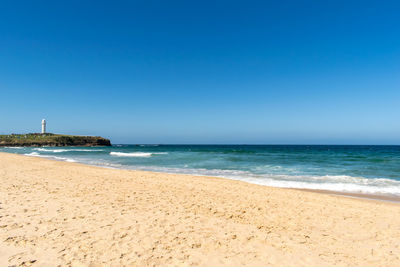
[41,119,46,134]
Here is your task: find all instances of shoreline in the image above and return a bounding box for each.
[16,151,400,204]
[298,188,400,204]
[1,152,400,266]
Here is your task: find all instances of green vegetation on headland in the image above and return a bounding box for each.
[0,133,111,147]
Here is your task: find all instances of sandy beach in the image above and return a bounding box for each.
[1,152,399,266]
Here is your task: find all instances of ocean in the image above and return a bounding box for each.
[2,145,400,196]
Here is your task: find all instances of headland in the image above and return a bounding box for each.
[0,133,111,147]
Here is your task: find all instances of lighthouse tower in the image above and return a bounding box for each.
[41,119,46,134]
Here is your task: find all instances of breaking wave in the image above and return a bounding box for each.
[33,148,104,153]
[110,152,167,157]
[24,152,76,162]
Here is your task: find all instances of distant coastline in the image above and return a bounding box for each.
[0,133,111,147]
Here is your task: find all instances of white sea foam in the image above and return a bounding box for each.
[24,152,76,162]
[129,165,400,196]
[110,152,167,157]
[3,146,23,149]
[80,159,124,169]
[242,176,400,196]
[25,152,40,156]
[34,148,104,153]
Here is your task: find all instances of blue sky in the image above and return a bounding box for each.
[1,0,399,144]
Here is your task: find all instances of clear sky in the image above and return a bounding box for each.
[1,0,399,144]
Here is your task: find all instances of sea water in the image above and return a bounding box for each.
[2,145,400,196]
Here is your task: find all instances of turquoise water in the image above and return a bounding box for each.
[2,145,400,196]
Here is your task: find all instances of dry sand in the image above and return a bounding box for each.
[0,152,399,266]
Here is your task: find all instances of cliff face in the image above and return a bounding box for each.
[0,133,111,147]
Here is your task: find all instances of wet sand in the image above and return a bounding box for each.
[1,152,399,266]
[298,189,400,203]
